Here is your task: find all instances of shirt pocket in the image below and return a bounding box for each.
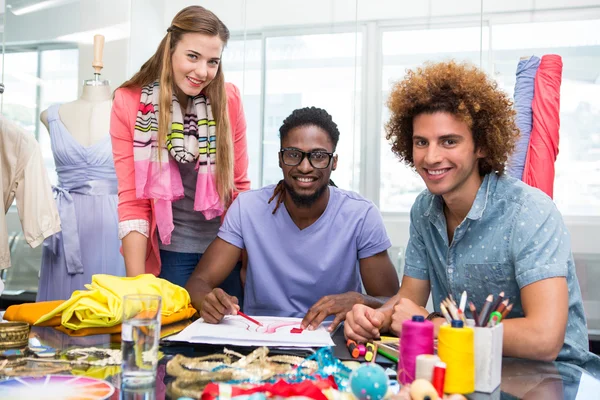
[464,263,519,307]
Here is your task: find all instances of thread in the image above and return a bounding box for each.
[437,322,475,394]
[415,354,440,381]
[398,315,434,385]
[432,361,446,398]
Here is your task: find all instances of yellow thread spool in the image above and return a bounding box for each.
[437,322,475,394]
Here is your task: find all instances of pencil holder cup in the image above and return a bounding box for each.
[468,320,503,393]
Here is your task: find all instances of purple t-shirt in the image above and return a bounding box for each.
[218,185,392,317]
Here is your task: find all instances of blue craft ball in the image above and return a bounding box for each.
[349,363,389,400]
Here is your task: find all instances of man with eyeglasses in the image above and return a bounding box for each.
[186,107,399,332]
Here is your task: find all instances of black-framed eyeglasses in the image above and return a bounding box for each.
[279,148,334,169]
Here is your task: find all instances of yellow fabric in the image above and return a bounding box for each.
[55,306,196,336]
[35,274,191,330]
[3,296,196,338]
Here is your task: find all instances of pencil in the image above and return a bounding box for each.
[445,299,460,321]
[440,303,452,323]
[237,311,263,326]
[449,294,457,306]
[459,291,467,313]
[490,291,505,314]
[477,294,494,327]
[457,308,467,324]
[377,344,399,362]
[469,301,479,327]
[500,303,513,320]
[496,299,509,314]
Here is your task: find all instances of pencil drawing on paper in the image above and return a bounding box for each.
[168,315,334,347]
[228,318,301,334]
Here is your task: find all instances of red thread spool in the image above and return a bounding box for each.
[432,361,446,397]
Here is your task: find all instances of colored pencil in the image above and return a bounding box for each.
[445,299,460,321]
[469,301,479,327]
[237,311,263,326]
[500,303,513,320]
[490,291,505,314]
[440,303,452,323]
[496,299,509,314]
[459,291,467,313]
[376,342,399,362]
[477,294,494,327]
[457,308,467,324]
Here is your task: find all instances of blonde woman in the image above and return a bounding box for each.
[110,5,249,299]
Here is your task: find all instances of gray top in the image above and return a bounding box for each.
[159,162,220,254]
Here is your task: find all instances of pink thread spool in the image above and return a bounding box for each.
[398,315,434,385]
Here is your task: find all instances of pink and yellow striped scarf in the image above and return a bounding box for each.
[133,81,223,245]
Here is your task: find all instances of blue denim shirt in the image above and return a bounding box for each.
[405,173,593,364]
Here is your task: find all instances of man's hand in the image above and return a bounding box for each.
[344,304,387,342]
[389,297,429,335]
[200,288,240,324]
[301,292,365,332]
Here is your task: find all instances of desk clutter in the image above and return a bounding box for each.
[0,287,504,399]
[166,346,354,399]
[389,291,504,397]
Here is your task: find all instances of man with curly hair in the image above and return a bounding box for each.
[345,61,593,364]
[187,107,399,331]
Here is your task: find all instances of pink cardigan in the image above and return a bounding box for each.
[110,83,250,276]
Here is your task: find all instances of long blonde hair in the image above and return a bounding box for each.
[120,6,234,205]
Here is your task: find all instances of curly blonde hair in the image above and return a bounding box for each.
[385,61,519,176]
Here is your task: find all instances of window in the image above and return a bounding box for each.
[0,47,78,186]
[0,52,39,136]
[262,32,362,190]
[491,19,600,216]
[379,26,489,212]
[222,38,263,189]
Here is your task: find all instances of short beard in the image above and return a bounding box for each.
[283,180,328,208]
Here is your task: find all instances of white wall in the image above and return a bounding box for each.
[5,0,131,89]
[127,0,165,78]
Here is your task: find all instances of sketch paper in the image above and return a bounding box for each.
[165,315,335,347]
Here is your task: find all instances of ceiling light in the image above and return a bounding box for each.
[8,0,79,16]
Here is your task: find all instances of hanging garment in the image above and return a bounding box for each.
[522,55,563,198]
[507,56,540,180]
[37,104,125,301]
[0,116,61,269]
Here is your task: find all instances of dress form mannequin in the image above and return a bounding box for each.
[40,35,112,147]
[36,34,126,302]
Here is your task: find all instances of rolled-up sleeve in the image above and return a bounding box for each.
[513,195,569,288]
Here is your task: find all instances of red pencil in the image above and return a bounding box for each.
[237,311,263,326]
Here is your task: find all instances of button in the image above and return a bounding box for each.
[447,268,454,274]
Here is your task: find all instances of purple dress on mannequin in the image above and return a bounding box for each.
[37,104,125,301]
